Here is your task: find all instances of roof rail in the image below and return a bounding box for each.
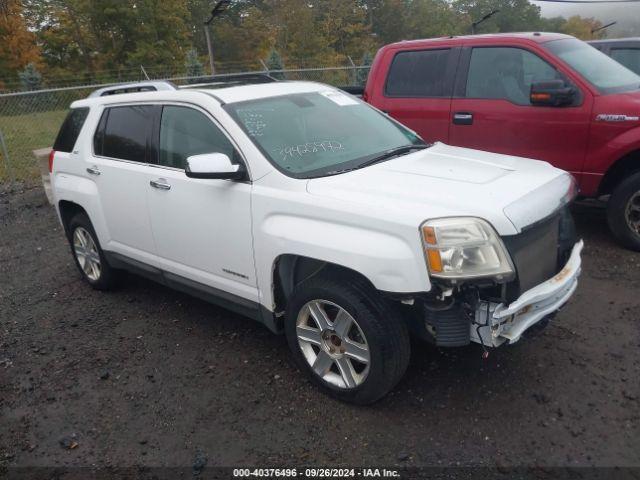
[88,80,177,98]
[179,73,278,89]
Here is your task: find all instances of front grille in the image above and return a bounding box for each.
[501,207,575,302]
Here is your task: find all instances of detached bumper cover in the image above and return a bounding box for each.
[471,240,583,347]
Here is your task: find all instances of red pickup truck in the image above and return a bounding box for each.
[359,33,640,250]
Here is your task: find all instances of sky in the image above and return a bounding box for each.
[531,0,640,36]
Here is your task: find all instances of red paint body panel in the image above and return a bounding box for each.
[363,33,640,198]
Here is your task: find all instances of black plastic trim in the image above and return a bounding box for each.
[103,251,281,333]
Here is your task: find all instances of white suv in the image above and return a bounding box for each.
[50,79,583,404]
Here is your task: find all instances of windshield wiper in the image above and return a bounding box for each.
[355,144,428,170]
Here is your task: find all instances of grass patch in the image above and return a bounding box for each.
[0,110,67,182]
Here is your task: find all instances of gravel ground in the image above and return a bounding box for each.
[1,186,639,473]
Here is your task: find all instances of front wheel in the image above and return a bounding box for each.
[607,172,640,251]
[284,274,410,404]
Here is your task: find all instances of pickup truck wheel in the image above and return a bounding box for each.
[285,274,410,404]
[607,172,640,251]
[68,213,119,290]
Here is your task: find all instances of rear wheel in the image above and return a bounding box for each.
[607,172,640,251]
[284,274,410,404]
[68,213,119,290]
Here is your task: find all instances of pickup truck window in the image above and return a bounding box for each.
[545,38,640,94]
[225,92,424,178]
[466,47,562,105]
[159,106,235,169]
[611,49,640,75]
[385,49,451,97]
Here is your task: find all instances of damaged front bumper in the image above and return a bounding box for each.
[470,239,583,347]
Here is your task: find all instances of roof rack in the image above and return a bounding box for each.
[179,73,278,89]
[87,73,278,99]
[88,81,177,98]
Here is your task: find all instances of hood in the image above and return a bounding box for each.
[306,143,573,235]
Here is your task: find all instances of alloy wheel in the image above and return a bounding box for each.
[73,227,102,281]
[626,191,640,236]
[296,299,370,389]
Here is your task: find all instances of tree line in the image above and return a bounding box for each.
[1,0,607,91]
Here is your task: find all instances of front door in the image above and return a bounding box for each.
[145,104,257,302]
[449,46,592,176]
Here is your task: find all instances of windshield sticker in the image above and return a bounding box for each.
[274,141,344,163]
[238,112,268,137]
[320,91,359,107]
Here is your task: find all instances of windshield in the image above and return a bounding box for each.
[545,38,640,94]
[224,91,425,178]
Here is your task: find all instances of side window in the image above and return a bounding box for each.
[466,47,562,105]
[611,49,640,75]
[385,49,452,97]
[53,108,89,152]
[159,106,235,169]
[99,105,154,162]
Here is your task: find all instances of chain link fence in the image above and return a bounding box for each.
[0,65,369,187]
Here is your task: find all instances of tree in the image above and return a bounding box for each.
[265,49,284,75]
[185,48,205,82]
[0,0,42,88]
[453,0,547,34]
[561,16,604,40]
[18,63,43,90]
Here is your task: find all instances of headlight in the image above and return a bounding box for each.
[421,217,514,281]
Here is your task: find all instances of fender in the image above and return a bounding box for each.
[53,173,110,245]
[254,213,431,311]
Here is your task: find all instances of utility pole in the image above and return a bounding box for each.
[204,0,231,76]
[471,9,500,34]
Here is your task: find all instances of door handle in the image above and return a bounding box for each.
[150,179,171,190]
[453,112,473,125]
[86,166,101,175]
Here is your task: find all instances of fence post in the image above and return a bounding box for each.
[0,127,15,185]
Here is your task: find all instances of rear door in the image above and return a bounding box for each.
[449,45,592,175]
[371,47,458,143]
[90,104,157,260]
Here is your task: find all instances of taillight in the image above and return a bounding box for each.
[48,149,55,173]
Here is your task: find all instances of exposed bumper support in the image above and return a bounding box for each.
[471,240,583,347]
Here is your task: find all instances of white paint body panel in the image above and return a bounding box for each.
[53,82,576,315]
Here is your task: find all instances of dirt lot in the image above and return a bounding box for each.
[1,186,639,474]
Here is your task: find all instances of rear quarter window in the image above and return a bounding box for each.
[385,49,452,97]
[53,108,90,152]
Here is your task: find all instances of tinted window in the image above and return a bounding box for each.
[53,108,89,152]
[100,105,153,161]
[385,49,451,97]
[466,47,563,105]
[545,39,640,94]
[611,48,640,75]
[159,106,235,169]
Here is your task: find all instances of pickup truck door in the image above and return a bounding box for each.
[449,46,592,177]
[369,47,459,143]
[145,104,258,304]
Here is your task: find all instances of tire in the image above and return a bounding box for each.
[284,273,410,404]
[67,212,119,290]
[607,172,640,251]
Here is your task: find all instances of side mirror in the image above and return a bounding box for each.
[530,80,576,107]
[185,153,245,180]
